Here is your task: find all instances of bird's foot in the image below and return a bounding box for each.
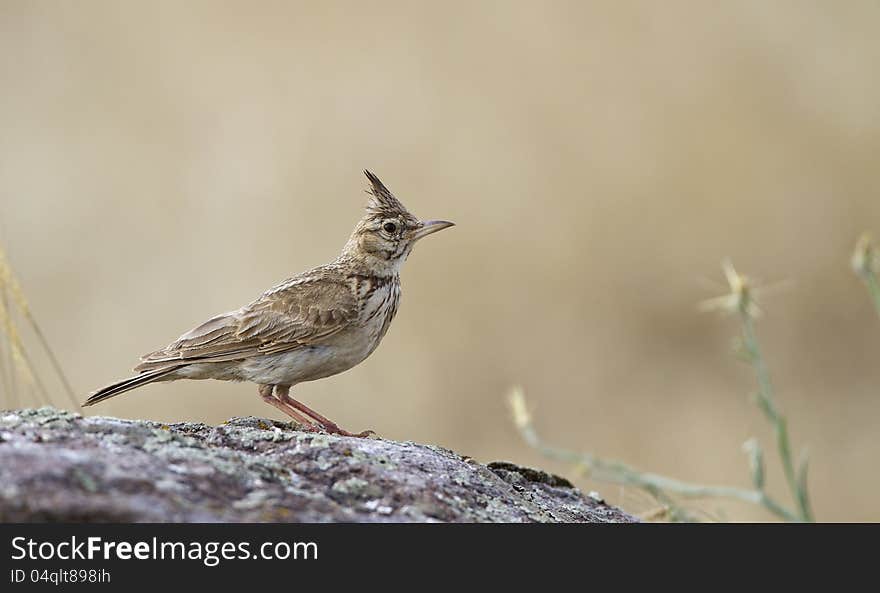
[317,422,376,438]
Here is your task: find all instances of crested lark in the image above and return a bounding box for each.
[84,171,454,437]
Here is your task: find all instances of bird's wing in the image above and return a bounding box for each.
[134,276,358,371]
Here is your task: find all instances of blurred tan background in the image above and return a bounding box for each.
[2,1,879,521]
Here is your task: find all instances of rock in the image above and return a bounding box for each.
[0,407,637,523]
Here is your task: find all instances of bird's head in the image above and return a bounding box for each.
[342,170,454,273]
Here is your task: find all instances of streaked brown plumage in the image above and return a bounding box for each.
[84,171,454,436]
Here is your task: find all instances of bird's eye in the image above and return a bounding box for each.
[383,222,398,234]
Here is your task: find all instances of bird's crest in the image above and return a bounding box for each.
[364,170,411,218]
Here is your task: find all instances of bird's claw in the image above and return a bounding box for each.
[317,422,376,438]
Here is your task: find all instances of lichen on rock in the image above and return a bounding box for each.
[0,407,636,523]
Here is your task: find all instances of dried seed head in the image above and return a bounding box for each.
[507,386,531,431]
[851,233,877,279]
[699,259,761,318]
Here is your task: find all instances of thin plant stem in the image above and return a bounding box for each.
[853,233,880,319]
[739,311,813,522]
[508,259,818,523]
[864,271,880,320]
[0,245,79,410]
[0,288,14,409]
[21,348,49,405]
[27,319,79,410]
[508,389,800,522]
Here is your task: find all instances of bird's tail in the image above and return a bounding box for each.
[83,367,180,407]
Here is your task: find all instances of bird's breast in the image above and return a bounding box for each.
[357,276,401,344]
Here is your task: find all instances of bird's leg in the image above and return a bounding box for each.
[257,384,318,430]
[275,385,375,438]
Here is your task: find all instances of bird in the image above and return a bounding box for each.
[84,170,454,437]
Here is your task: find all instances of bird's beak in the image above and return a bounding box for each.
[413,219,455,241]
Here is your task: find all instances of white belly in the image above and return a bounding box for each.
[240,345,360,386]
